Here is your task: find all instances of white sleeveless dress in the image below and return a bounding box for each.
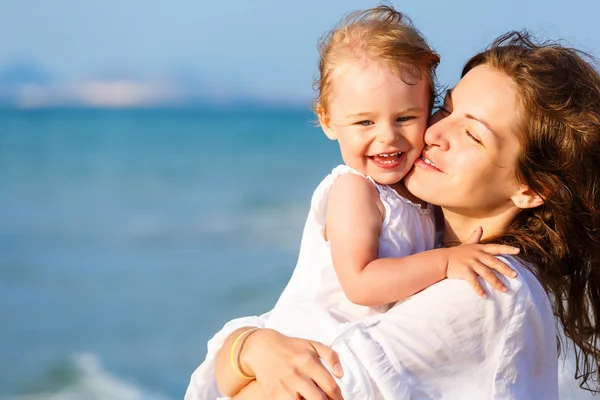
[264,164,436,344]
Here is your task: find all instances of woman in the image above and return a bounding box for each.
[186,32,600,399]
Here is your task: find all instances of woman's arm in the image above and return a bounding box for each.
[221,258,556,399]
[327,174,519,306]
[210,258,556,400]
[216,328,344,399]
[184,314,269,400]
[214,327,261,397]
[231,381,262,400]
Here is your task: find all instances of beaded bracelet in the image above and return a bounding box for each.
[229,328,261,379]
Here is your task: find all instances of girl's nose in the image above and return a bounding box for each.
[377,123,400,144]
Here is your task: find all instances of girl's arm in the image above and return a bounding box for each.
[327,174,519,306]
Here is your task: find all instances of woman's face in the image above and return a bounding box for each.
[404,65,524,217]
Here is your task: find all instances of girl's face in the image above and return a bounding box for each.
[319,58,430,188]
[405,65,525,217]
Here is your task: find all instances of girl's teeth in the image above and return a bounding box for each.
[374,152,401,164]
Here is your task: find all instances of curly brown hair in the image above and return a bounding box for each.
[466,31,600,392]
[313,5,440,115]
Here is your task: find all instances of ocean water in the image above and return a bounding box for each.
[0,107,595,399]
[0,107,340,399]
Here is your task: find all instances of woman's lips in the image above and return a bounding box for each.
[414,155,443,172]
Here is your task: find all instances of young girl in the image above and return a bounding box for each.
[262,5,517,332]
[215,6,519,397]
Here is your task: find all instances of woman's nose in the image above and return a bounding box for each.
[424,116,450,151]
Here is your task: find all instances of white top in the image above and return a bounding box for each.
[185,256,559,400]
[264,164,436,343]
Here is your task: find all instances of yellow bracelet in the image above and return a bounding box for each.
[229,328,261,380]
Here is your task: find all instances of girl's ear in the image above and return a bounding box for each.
[511,186,544,209]
[317,104,337,140]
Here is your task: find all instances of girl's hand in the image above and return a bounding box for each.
[240,329,344,400]
[444,227,520,298]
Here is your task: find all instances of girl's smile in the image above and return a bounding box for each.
[318,57,430,187]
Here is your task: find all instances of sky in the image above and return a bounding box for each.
[0,0,599,103]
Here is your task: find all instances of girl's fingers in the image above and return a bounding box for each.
[465,226,484,244]
[480,244,520,256]
[467,271,487,298]
[473,261,507,293]
[480,254,518,278]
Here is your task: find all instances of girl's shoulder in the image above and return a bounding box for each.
[309,164,383,228]
[310,164,377,205]
[309,164,433,230]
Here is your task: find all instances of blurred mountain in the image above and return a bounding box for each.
[0,62,54,85]
[0,62,302,109]
[0,62,54,105]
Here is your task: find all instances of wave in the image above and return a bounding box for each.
[12,353,172,400]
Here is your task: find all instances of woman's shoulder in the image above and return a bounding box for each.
[385,255,553,324]
[464,255,557,344]
[494,255,550,306]
[455,255,554,316]
[491,256,559,397]
[371,255,558,400]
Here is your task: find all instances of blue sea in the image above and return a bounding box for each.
[0,107,594,399]
[0,107,340,399]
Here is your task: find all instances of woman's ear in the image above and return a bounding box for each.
[317,104,337,140]
[512,186,544,209]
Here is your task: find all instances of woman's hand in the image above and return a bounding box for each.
[240,329,344,400]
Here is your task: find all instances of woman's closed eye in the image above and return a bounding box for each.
[465,129,483,145]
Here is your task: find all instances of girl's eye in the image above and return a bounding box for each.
[397,116,415,122]
[357,120,373,126]
[466,129,482,144]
